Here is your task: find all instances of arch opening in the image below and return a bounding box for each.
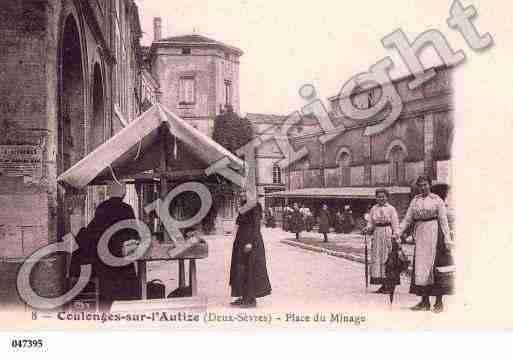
[58,14,86,240]
[389,145,406,185]
[337,151,351,187]
[90,63,105,152]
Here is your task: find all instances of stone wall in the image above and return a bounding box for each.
[289,66,453,188]
[0,0,142,308]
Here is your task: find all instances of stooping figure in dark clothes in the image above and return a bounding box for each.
[70,183,140,310]
[229,196,271,308]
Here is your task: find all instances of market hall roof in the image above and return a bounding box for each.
[152,33,243,56]
[57,104,243,190]
[266,187,411,200]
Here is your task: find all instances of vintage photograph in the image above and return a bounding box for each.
[0,0,509,335]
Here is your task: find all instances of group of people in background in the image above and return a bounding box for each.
[280,203,357,241]
[362,176,454,313]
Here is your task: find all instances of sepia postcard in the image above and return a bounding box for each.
[0,0,512,344]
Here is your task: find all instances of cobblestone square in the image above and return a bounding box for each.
[147,227,453,312]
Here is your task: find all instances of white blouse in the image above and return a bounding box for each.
[366,203,399,234]
[398,193,451,242]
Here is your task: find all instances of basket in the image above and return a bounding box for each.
[434,264,455,291]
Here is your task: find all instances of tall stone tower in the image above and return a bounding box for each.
[148,20,243,137]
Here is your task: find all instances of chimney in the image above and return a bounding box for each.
[153,17,162,42]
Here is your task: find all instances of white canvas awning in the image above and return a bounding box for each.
[57,104,243,189]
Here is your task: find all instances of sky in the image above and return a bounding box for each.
[136,0,470,115]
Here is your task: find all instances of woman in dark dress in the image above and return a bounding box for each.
[229,199,272,308]
[318,204,331,242]
[264,207,276,228]
[333,210,344,233]
[341,206,355,233]
[282,205,292,231]
[289,203,304,240]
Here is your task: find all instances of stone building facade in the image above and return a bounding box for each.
[147,20,242,137]
[264,66,453,219]
[0,0,150,306]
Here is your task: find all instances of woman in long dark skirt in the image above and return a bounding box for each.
[333,210,344,233]
[341,206,355,233]
[289,203,305,240]
[229,199,272,308]
[282,205,292,231]
[318,204,331,242]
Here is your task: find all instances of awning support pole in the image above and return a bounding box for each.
[160,126,170,242]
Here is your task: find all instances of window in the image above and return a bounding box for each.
[272,165,282,184]
[179,76,195,105]
[389,145,406,184]
[338,152,351,186]
[182,48,191,55]
[224,80,232,106]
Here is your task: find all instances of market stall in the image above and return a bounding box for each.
[58,103,243,309]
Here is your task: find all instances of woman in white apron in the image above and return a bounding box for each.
[364,188,400,293]
[397,176,451,312]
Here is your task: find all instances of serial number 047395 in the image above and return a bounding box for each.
[11,339,43,349]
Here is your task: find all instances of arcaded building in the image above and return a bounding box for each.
[0,0,152,305]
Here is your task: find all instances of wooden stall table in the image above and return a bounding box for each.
[136,235,208,300]
[110,235,208,314]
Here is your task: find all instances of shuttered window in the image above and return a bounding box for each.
[179,76,195,104]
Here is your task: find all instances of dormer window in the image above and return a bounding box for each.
[182,48,191,55]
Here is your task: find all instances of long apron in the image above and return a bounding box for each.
[370,224,393,284]
[410,218,438,295]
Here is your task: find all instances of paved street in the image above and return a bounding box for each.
[148,228,453,312]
